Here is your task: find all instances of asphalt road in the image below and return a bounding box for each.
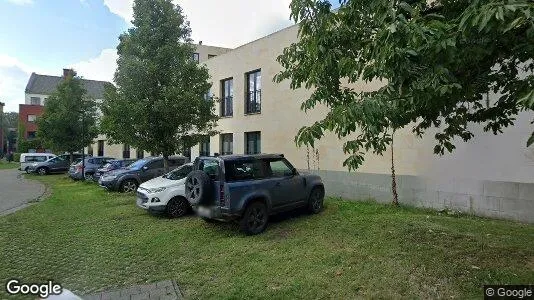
[0,169,45,216]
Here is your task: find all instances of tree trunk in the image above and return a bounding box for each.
[163,153,170,173]
[391,132,399,206]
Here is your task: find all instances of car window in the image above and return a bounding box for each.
[164,164,192,180]
[225,160,266,182]
[147,160,164,169]
[199,159,220,177]
[169,158,185,166]
[267,159,294,177]
[25,156,47,163]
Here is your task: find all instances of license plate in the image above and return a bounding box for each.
[197,207,212,218]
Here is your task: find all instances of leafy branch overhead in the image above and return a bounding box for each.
[275,0,534,170]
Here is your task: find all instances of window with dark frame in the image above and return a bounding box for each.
[221,78,233,117]
[136,149,144,159]
[192,53,200,62]
[98,140,105,157]
[220,133,233,155]
[245,131,261,155]
[246,70,261,114]
[200,137,210,157]
[123,144,131,159]
[30,97,40,105]
[87,145,94,156]
[27,115,36,122]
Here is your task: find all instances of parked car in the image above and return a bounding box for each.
[58,153,90,163]
[27,156,71,175]
[19,153,56,173]
[185,154,325,235]
[136,163,194,217]
[92,159,137,182]
[99,156,188,193]
[69,156,115,181]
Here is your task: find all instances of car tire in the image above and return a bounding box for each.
[239,201,268,235]
[25,167,31,174]
[166,197,190,218]
[307,187,324,214]
[84,173,93,181]
[120,179,138,193]
[185,171,213,206]
[37,167,48,176]
[201,217,218,223]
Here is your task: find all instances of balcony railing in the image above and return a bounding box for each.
[221,96,233,117]
[246,90,261,114]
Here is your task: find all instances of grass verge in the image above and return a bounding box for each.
[0,175,533,299]
[0,161,18,170]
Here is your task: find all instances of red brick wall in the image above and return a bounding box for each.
[19,104,44,139]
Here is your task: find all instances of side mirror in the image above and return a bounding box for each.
[292,168,298,176]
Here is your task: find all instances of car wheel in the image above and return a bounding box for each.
[185,171,213,206]
[308,187,324,214]
[239,201,268,235]
[166,197,190,218]
[37,167,48,176]
[120,180,138,193]
[25,167,31,174]
[84,173,93,181]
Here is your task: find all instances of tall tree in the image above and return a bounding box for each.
[38,73,98,163]
[275,0,534,176]
[101,0,218,172]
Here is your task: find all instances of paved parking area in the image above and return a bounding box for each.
[84,280,182,300]
[0,169,46,216]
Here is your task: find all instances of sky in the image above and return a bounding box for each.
[0,0,339,112]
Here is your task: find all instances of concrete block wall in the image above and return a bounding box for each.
[307,170,534,223]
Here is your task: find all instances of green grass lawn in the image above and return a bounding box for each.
[0,160,18,170]
[1,175,533,299]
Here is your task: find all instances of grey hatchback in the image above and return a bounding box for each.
[185,154,325,235]
[27,156,70,175]
[69,156,115,181]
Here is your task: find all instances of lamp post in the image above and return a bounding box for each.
[77,109,85,180]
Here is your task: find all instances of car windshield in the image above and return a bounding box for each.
[127,159,149,170]
[48,157,64,163]
[163,164,192,180]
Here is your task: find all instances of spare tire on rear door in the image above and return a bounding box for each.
[185,170,213,206]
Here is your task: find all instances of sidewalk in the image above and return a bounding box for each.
[83,280,182,300]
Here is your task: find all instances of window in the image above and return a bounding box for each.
[192,53,200,62]
[267,159,294,177]
[169,158,186,166]
[147,160,164,169]
[123,144,131,159]
[246,70,261,114]
[225,160,267,182]
[199,137,210,157]
[87,145,94,156]
[245,132,261,155]
[27,115,37,123]
[25,156,47,163]
[221,78,233,117]
[204,90,212,102]
[30,97,40,105]
[98,140,105,157]
[165,164,193,180]
[136,149,144,159]
[199,159,220,178]
[220,133,233,155]
[27,131,36,140]
[208,54,217,59]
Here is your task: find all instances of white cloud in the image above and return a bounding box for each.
[103,0,294,48]
[0,55,32,112]
[5,0,34,5]
[69,48,118,83]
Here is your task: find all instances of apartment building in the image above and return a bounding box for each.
[190,24,534,223]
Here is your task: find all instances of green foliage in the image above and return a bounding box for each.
[101,0,218,169]
[37,75,98,156]
[275,0,534,170]
[13,153,20,162]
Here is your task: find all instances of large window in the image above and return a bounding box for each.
[200,137,210,157]
[27,115,37,123]
[136,149,144,159]
[245,131,261,155]
[30,97,40,105]
[221,78,233,117]
[246,70,261,114]
[123,144,131,159]
[220,133,233,155]
[98,140,105,157]
[192,53,200,62]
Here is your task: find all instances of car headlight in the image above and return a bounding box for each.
[103,175,118,180]
[148,187,167,194]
